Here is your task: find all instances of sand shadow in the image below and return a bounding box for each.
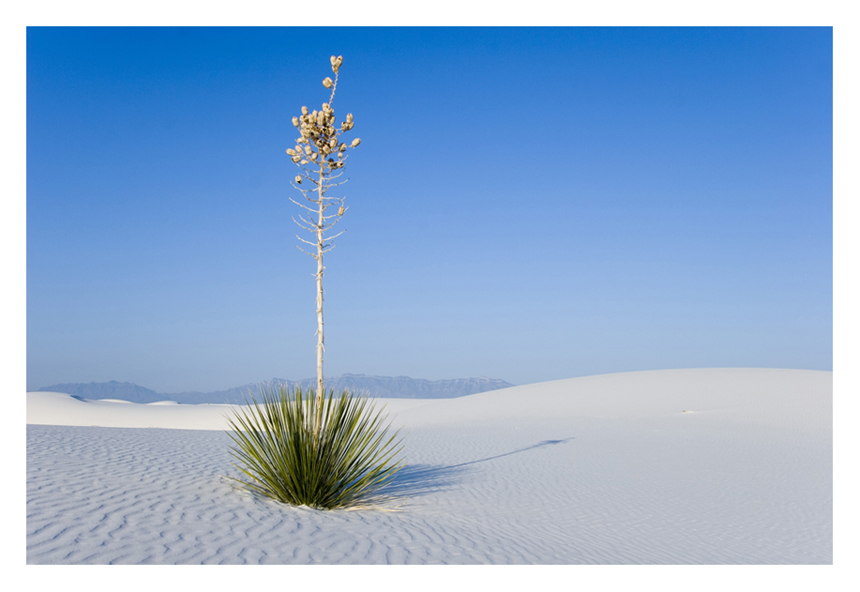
[381,463,468,498]
[446,437,576,469]
[381,437,576,498]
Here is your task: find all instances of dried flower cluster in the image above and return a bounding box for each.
[286,55,359,174]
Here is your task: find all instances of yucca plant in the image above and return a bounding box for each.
[225,56,402,510]
[226,384,404,510]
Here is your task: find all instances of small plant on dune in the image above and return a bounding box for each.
[226,384,403,510]
[226,56,404,509]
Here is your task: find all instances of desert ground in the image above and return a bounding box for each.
[26,368,831,565]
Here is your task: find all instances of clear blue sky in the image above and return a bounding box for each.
[26,27,832,393]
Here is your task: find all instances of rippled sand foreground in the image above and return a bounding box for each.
[27,368,831,564]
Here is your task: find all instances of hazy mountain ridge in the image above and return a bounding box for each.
[36,374,515,404]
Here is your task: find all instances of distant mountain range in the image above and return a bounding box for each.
[35,374,516,404]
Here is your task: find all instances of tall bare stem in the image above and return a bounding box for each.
[286,55,360,444]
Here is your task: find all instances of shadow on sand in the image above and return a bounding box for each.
[383,437,575,499]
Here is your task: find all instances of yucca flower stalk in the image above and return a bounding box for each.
[226,385,404,510]
[288,55,361,444]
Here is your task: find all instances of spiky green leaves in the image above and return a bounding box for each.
[226,385,405,510]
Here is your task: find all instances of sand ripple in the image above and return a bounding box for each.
[27,415,830,563]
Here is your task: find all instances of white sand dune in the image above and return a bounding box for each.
[27,390,430,431]
[26,368,831,564]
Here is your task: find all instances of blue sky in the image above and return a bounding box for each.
[26,27,832,393]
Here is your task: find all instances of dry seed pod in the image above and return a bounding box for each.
[292,155,301,163]
[300,159,308,164]
[350,138,361,148]
[301,106,308,115]
[286,148,296,156]
[292,116,299,127]
[330,55,337,67]
[346,113,353,123]
[338,205,345,216]
[323,77,333,89]
[295,175,302,184]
